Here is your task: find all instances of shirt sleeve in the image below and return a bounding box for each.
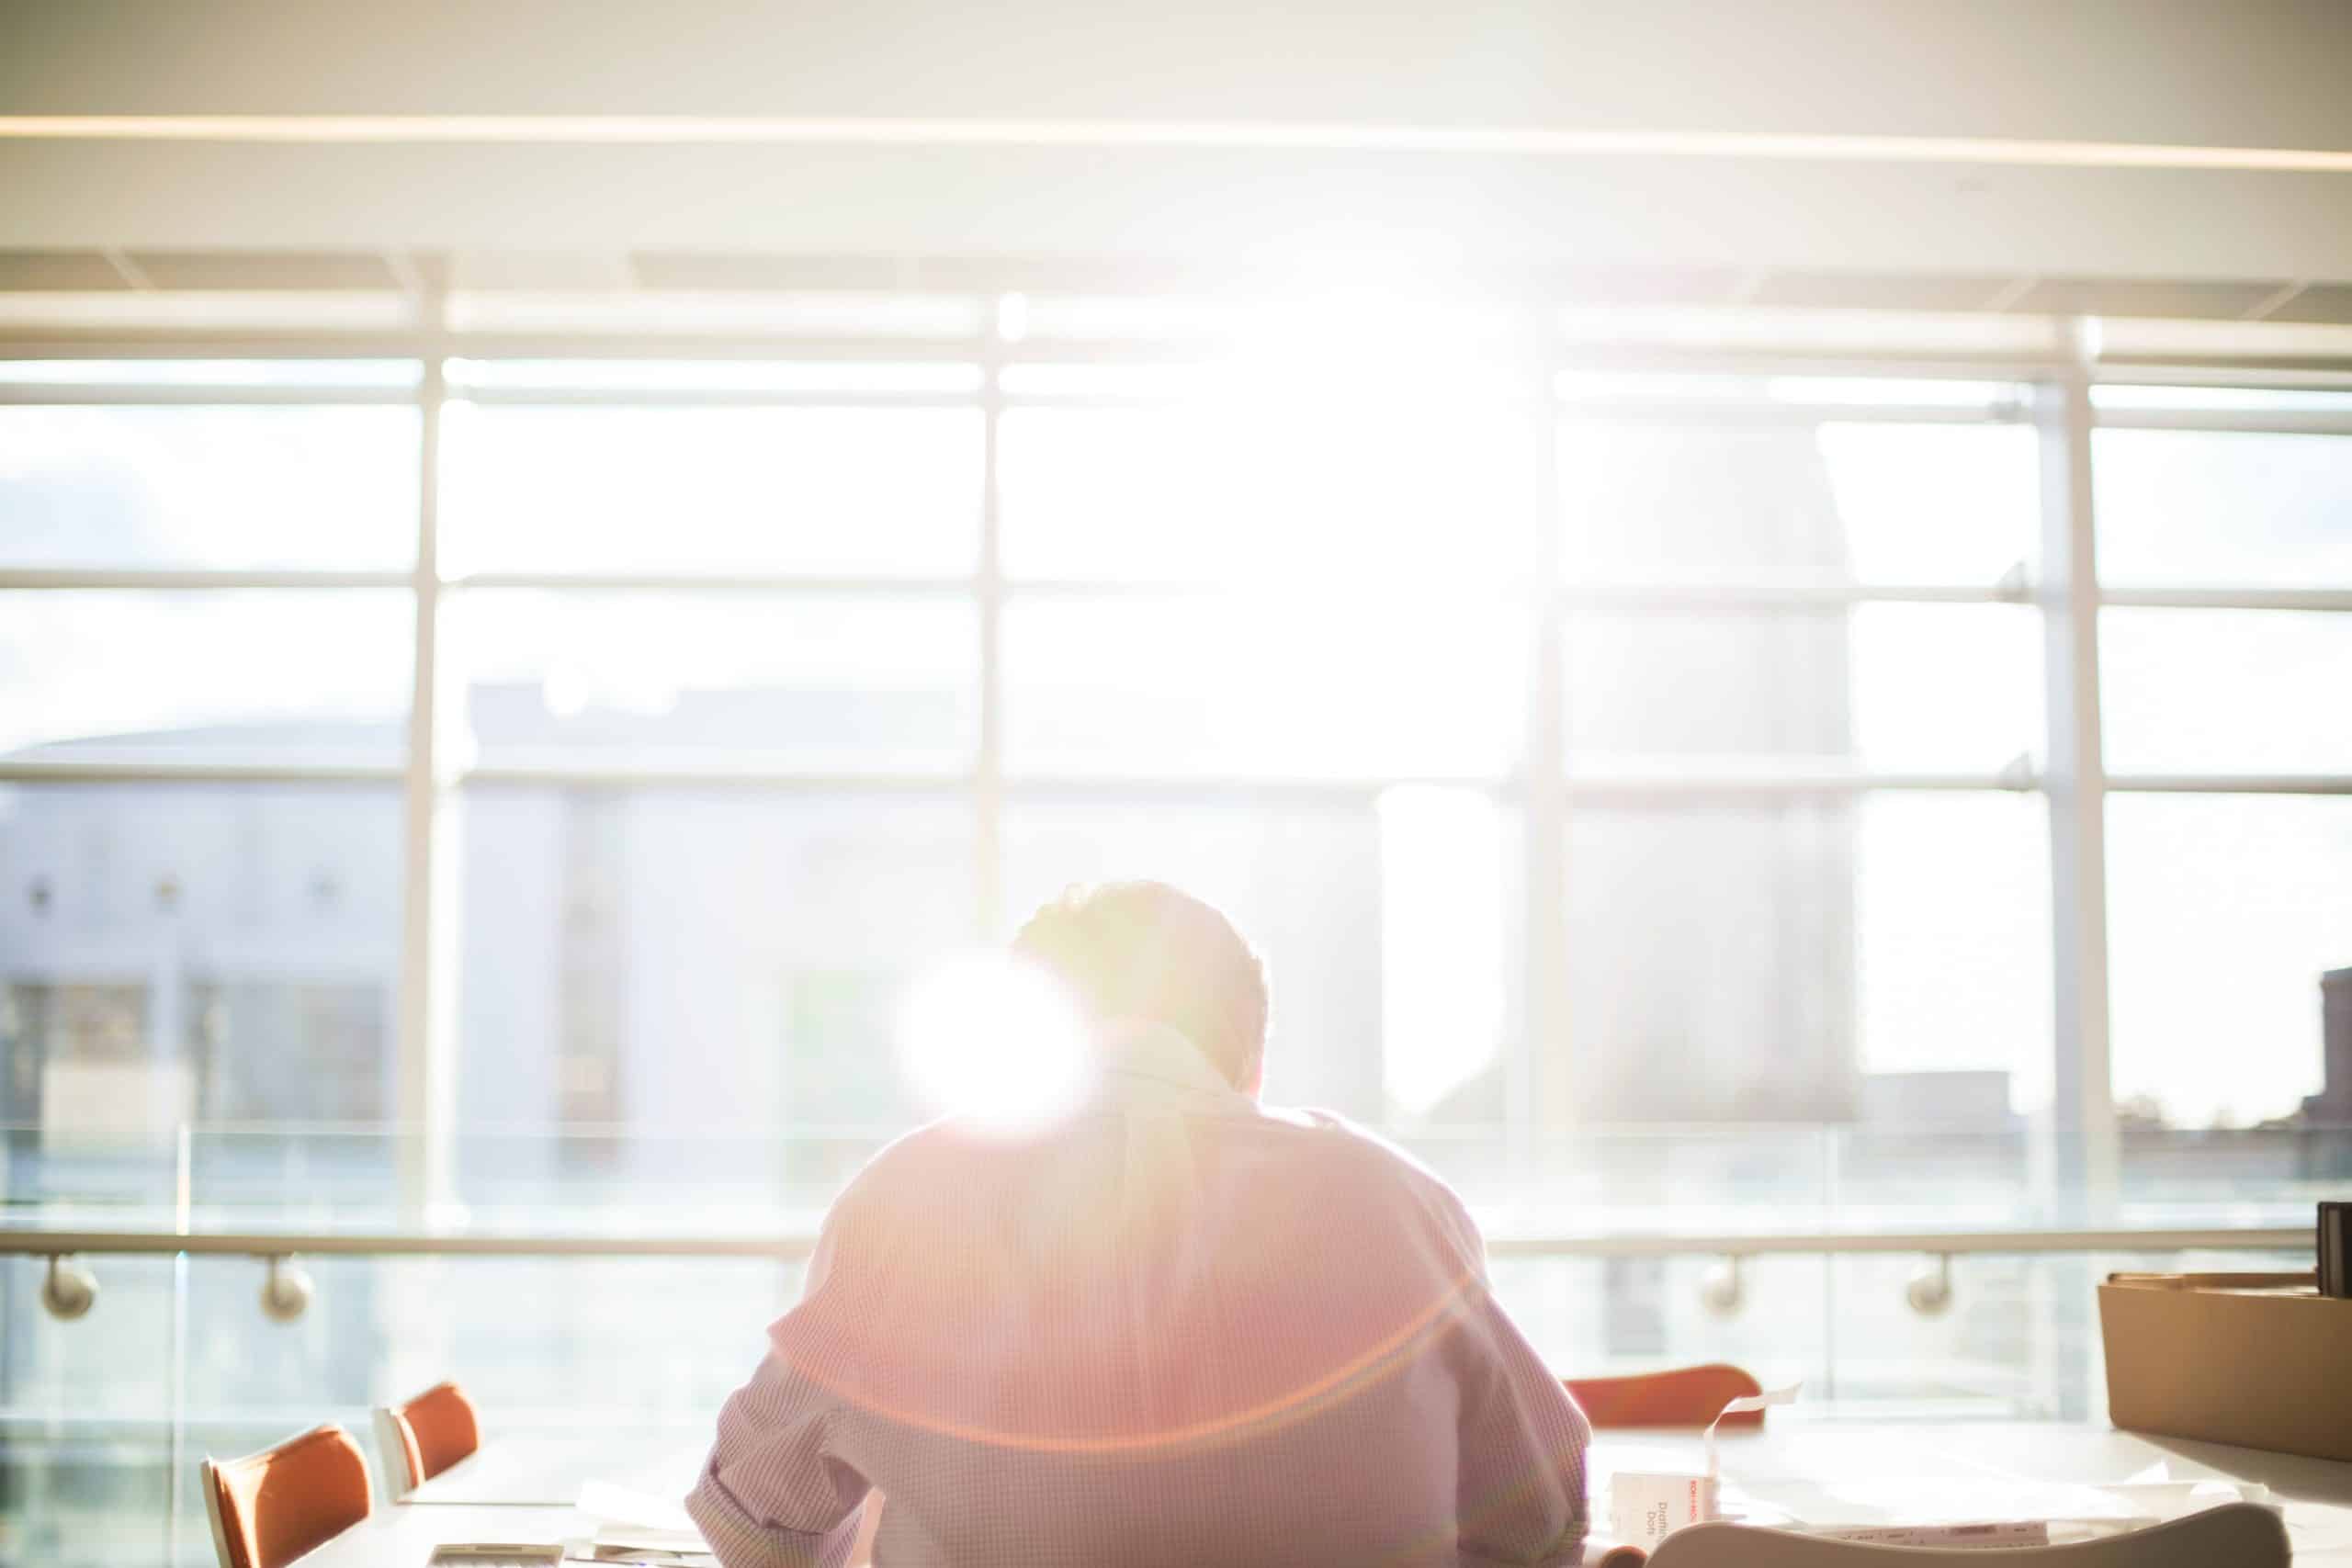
[686,1216,874,1568]
[1438,1193,1591,1566]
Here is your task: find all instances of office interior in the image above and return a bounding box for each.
[2,2,2351,1562]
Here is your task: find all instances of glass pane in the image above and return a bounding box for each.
[1855,794,2052,1104]
[1563,421,2036,587]
[1000,402,1544,582]
[1831,1122,2035,1232]
[2107,795,2352,1130]
[0,591,412,761]
[439,404,980,576]
[0,783,403,1220]
[191,981,390,1122]
[454,787,973,1218]
[1566,796,2049,1122]
[0,404,419,569]
[1567,604,2041,772]
[2095,428,2352,587]
[1003,798,1524,1126]
[442,591,977,772]
[2101,608,2352,773]
[0,1252,176,1567]
[1003,594,1527,777]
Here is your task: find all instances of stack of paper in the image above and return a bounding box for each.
[1719,1468,2275,1547]
[578,1530,714,1565]
[574,1481,713,1565]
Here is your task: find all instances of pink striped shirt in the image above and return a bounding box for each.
[687,1027,1589,1566]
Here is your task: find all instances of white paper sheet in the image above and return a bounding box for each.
[575,1481,699,1537]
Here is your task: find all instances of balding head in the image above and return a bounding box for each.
[1012,881,1269,1092]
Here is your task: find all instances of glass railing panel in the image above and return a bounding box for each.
[0,1252,175,1568]
[2114,1124,2352,1227]
[1490,1251,1826,1396]
[185,1127,398,1230]
[0,1234,2323,1566]
[1491,1127,1842,1235]
[0,1118,2330,1239]
[176,1253,799,1431]
[0,1122,185,1232]
[1822,1125,2042,1232]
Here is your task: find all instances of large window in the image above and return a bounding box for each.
[4,325,2348,1232]
[2094,386,2352,1132]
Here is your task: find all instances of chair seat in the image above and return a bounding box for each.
[201,1424,373,1568]
[375,1379,483,1495]
[1566,1362,1766,1429]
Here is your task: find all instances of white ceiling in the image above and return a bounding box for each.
[5,0,2350,279]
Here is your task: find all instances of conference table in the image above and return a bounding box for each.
[300,1418,2352,1564]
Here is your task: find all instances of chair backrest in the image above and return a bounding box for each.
[375,1379,481,1495]
[1645,1501,2290,1567]
[198,1424,374,1568]
[1566,1363,1766,1429]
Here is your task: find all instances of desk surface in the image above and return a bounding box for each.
[345,1419,2352,1565]
[300,1504,582,1568]
[404,1429,704,1508]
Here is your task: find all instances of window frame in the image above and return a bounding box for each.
[6,307,2350,1220]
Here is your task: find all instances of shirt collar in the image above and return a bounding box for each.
[1096,1020,1250,1108]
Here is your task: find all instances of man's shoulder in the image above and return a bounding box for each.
[828,1104,1479,1241]
[831,1115,996,1199]
[1257,1105,1481,1230]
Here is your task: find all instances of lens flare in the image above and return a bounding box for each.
[894,952,1095,1136]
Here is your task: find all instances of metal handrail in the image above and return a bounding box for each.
[0,1224,2311,1262]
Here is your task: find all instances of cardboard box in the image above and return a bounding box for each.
[2099,1271,2352,1461]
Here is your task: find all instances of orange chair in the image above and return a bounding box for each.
[1565,1362,1766,1429]
[372,1379,482,1497]
[199,1424,374,1568]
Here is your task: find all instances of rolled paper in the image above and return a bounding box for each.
[1704,1382,1801,1477]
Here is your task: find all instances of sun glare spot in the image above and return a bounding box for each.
[895,952,1095,1136]
[1379,786,1506,1116]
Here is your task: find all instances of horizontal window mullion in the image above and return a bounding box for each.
[449,386,976,410]
[452,772,1521,803]
[1565,770,2033,800]
[999,774,1517,806]
[1564,581,2029,610]
[2092,408,2352,436]
[0,568,413,591]
[2104,773,2352,795]
[996,390,1559,413]
[1557,399,2026,428]
[2098,587,2352,612]
[457,762,975,793]
[0,757,403,785]
[0,382,414,406]
[438,570,975,595]
[21,763,2342,799]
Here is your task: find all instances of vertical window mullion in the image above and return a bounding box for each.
[2035,320,2120,1420]
[977,331,1005,942]
[1524,346,1570,1192]
[395,303,453,1220]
